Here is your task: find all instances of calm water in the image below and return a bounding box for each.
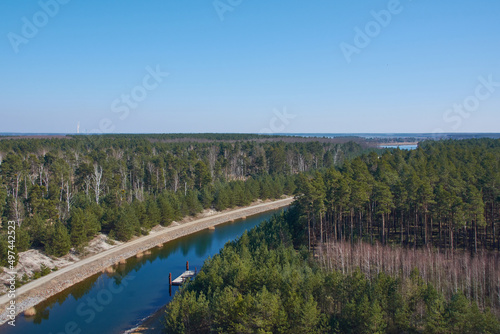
[276,133,500,140]
[381,144,418,150]
[0,209,286,334]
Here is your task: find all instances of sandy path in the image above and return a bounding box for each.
[0,197,294,324]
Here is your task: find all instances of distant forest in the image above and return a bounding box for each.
[0,134,368,262]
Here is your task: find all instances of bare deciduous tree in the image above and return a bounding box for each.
[208,145,217,177]
[66,182,73,213]
[92,164,103,204]
[11,172,22,221]
[84,175,91,198]
[120,166,128,191]
[320,240,500,315]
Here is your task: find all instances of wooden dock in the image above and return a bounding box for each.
[169,261,197,286]
[171,270,196,286]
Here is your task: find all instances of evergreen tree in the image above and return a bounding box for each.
[373,181,394,244]
[69,208,87,248]
[46,221,71,257]
[184,190,203,216]
[15,223,31,252]
[0,237,10,267]
[200,187,214,209]
[194,161,212,190]
[114,207,139,241]
[214,186,230,211]
[145,198,161,229]
[158,195,174,226]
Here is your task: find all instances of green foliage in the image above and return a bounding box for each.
[194,161,212,190]
[0,135,369,262]
[45,222,71,257]
[69,208,98,247]
[294,139,500,251]
[145,198,161,229]
[23,215,46,249]
[158,195,174,226]
[21,273,29,284]
[40,263,51,276]
[14,274,22,289]
[442,292,500,333]
[0,187,7,217]
[199,187,214,209]
[164,208,500,334]
[183,190,203,216]
[114,206,139,241]
[0,237,10,267]
[214,185,231,211]
[15,223,31,252]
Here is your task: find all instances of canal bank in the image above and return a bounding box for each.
[0,197,294,327]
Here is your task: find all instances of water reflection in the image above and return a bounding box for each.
[0,209,285,334]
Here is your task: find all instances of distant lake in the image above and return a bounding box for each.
[274,133,500,140]
[381,144,418,150]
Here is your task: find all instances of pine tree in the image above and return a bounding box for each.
[47,221,71,257]
[0,237,10,267]
[214,186,230,211]
[200,187,214,209]
[145,198,160,229]
[15,224,31,252]
[158,195,174,226]
[373,181,394,244]
[194,161,212,190]
[297,295,321,333]
[114,207,139,241]
[69,208,87,248]
[184,190,203,216]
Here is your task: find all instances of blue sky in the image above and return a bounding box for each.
[0,0,499,134]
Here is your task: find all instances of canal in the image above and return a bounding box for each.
[0,208,287,334]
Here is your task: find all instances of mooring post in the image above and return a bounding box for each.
[186,261,189,271]
[195,266,197,274]
[169,272,172,285]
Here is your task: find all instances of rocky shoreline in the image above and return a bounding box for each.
[0,197,293,325]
